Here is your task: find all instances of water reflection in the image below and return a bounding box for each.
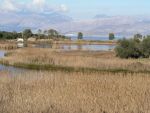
[0,50,5,58]
[0,51,29,75]
[61,44,115,51]
[34,43,115,51]
[17,43,24,48]
[34,43,52,48]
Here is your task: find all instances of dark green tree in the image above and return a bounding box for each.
[134,33,142,39]
[0,32,3,39]
[109,33,115,40]
[78,32,83,40]
[38,29,42,39]
[23,29,32,39]
[48,29,59,37]
[12,31,18,39]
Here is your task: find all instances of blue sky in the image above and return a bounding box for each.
[1,0,150,35]
[0,0,150,20]
[48,0,150,19]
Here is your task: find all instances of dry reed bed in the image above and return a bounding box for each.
[0,44,17,50]
[0,71,149,113]
[2,48,150,72]
[0,41,17,50]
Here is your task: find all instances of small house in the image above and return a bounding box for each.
[17,38,24,48]
[17,38,24,42]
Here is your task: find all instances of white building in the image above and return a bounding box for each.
[17,38,24,42]
[17,38,24,48]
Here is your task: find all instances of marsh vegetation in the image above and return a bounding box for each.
[1,48,150,73]
[0,32,150,113]
[0,71,150,113]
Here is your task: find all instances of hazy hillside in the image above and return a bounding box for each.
[0,12,150,36]
[54,16,150,36]
[0,11,73,32]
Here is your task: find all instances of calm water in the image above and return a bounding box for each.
[0,51,14,72]
[61,44,115,51]
[33,36,118,51]
[70,36,122,41]
[0,50,5,58]
[34,43,115,51]
[0,51,28,75]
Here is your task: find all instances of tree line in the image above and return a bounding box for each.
[0,27,117,41]
[0,29,70,40]
[0,31,22,39]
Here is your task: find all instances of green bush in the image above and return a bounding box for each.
[140,37,150,58]
[115,39,141,58]
[115,36,150,58]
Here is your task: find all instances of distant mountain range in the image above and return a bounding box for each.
[54,15,150,37]
[0,12,150,37]
[0,11,72,31]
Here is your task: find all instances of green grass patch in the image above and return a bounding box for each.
[10,62,150,74]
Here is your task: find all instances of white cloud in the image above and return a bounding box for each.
[0,0,68,14]
[1,0,19,12]
[32,0,45,6]
[31,0,46,12]
[59,4,69,12]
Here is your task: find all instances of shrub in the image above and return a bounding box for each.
[115,36,150,58]
[115,39,141,58]
[140,37,150,58]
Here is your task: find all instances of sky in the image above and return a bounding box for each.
[49,0,150,19]
[0,0,150,35]
[0,0,150,20]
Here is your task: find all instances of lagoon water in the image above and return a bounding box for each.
[34,36,118,51]
[34,43,115,51]
[70,36,122,41]
[0,51,14,72]
[0,51,29,75]
[61,44,115,51]
[0,50,5,58]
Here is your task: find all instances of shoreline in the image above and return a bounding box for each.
[0,39,117,46]
[30,39,117,45]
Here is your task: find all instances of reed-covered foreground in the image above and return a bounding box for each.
[0,71,150,113]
